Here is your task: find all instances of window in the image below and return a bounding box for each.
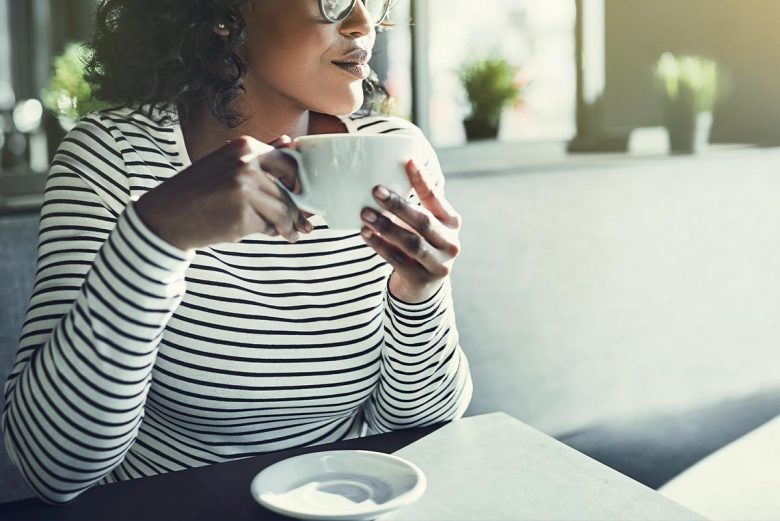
[422,0,577,147]
[0,0,99,213]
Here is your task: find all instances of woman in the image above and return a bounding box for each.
[2,0,472,503]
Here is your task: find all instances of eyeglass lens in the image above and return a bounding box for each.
[320,0,389,25]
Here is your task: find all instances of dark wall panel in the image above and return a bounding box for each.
[604,0,780,145]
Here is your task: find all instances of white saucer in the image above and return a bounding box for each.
[250,450,427,520]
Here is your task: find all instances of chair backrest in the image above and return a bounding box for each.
[0,211,40,503]
[446,151,780,435]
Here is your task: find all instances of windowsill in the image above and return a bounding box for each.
[436,140,569,176]
[435,139,759,177]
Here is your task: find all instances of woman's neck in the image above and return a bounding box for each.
[180,105,347,164]
[179,102,306,163]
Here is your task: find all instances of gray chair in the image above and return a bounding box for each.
[0,212,40,503]
[444,160,780,490]
[557,388,780,489]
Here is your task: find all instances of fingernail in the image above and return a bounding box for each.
[362,209,377,223]
[375,186,390,200]
[361,227,373,239]
[271,134,291,145]
[289,231,299,243]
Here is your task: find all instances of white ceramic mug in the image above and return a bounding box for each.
[267,133,424,231]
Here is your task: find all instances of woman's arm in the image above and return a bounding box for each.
[1,115,193,503]
[363,276,473,434]
[363,139,473,434]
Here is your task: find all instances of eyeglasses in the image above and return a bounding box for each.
[317,0,392,26]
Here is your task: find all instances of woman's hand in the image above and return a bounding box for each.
[360,159,462,304]
[135,136,312,251]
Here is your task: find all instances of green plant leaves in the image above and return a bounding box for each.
[457,55,522,123]
[655,52,722,113]
[40,42,109,126]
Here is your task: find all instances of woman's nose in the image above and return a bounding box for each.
[340,0,373,37]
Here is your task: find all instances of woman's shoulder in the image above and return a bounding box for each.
[64,105,178,149]
[90,105,178,140]
[344,112,436,159]
[344,113,443,183]
[345,113,424,138]
[52,105,183,212]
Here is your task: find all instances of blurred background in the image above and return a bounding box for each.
[2,0,780,511]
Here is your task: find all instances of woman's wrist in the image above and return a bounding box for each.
[388,272,444,305]
[133,196,194,252]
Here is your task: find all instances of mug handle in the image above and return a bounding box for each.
[273,148,325,216]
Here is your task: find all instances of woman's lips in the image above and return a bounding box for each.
[332,61,370,79]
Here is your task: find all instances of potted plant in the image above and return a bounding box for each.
[41,42,109,131]
[457,54,523,141]
[655,52,723,154]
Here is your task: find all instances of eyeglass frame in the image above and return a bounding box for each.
[317,0,391,25]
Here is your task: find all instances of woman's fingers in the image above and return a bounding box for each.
[369,186,453,253]
[256,149,300,192]
[211,139,312,242]
[361,209,450,276]
[360,228,426,281]
[237,137,277,166]
[268,134,292,148]
[255,171,313,234]
[244,164,312,241]
[405,159,461,228]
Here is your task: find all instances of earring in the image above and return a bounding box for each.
[215,22,229,36]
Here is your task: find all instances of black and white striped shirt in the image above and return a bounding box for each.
[2,107,472,503]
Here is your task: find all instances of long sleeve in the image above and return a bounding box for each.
[364,277,473,433]
[364,134,473,434]
[1,115,193,503]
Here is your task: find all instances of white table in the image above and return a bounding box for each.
[389,413,705,521]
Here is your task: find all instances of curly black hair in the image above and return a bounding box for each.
[84,0,397,128]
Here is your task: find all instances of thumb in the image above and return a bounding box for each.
[268,134,293,148]
[238,137,275,165]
